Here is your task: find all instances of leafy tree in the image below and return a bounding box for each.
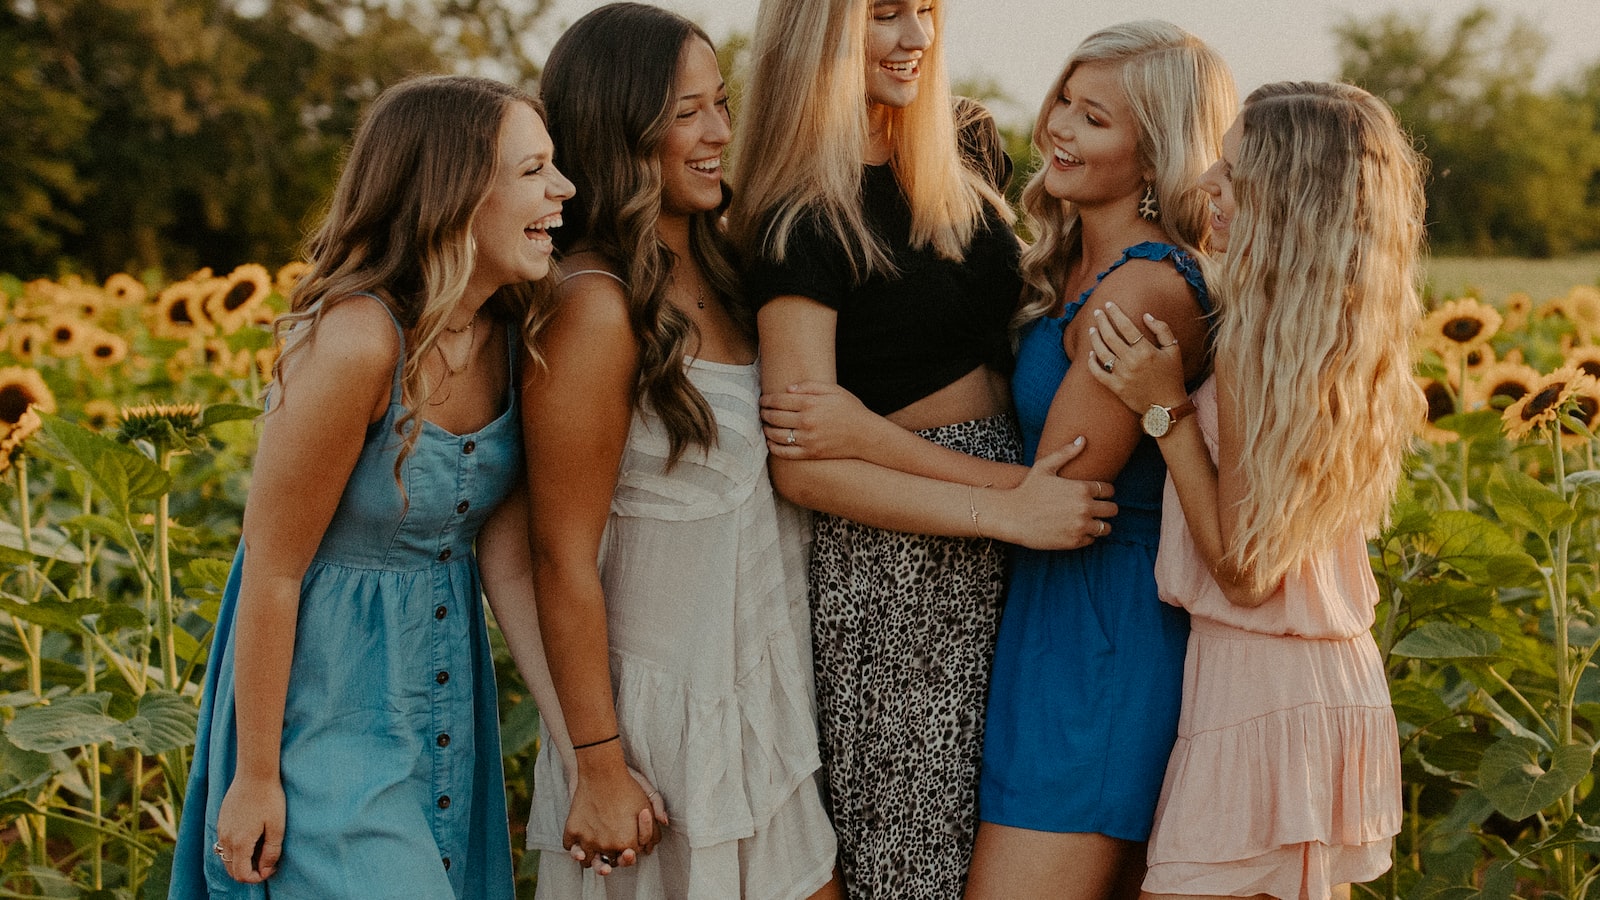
[1336,5,1600,256]
[0,0,550,280]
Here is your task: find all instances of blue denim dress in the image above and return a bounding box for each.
[171,301,518,898]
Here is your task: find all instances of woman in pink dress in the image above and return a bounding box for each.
[1086,80,1422,900]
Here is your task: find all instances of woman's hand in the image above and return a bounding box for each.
[983,438,1119,549]
[214,773,285,883]
[563,746,659,875]
[1086,302,1189,414]
[761,381,883,460]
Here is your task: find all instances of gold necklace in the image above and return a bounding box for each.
[444,310,479,335]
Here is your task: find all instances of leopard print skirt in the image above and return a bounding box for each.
[809,413,1022,900]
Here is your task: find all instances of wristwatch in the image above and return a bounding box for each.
[1141,400,1195,438]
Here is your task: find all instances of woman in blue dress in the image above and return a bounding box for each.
[169,75,574,898]
[962,22,1234,900]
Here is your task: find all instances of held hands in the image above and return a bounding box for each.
[761,382,881,460]
[564,745,664,875]
[1086,303,1188,414]
[214,773,286,883]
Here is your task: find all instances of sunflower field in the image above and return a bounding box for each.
[2,268,1600,898]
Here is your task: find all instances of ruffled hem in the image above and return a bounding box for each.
[527,623,823,849]
[532,774,836,900]
[1147,625,1401,864]
[1144,837,1393,900]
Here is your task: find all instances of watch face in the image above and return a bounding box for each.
[1142,404,1172,437]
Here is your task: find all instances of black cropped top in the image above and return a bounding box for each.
[743,117,1023,417]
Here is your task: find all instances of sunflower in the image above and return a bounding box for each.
[117,401,205,450]
[202,338,253,378]
[103,272,148,306]
[1502,291,1533,333]
[1564,285,1600,344]
[150,282,211,338]
[6,323,48,363]
[0,366,57,461]
[81,398,120,432]
[1419,298,1502,361]
[1503,366,1596,442]
[1560,374,1600,449]
[1465,361,1542,412]
[205,264,272,334]
[42,313,90,358]
[275,260,311,297]
[81,328,130,371]
[1416,375,1459,444]
[1562,344,1600,381]
[0,366,57,424]
[0,408,42,473]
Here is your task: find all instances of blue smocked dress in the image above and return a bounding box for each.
[171,303,519,899]
[978,242,1209,841]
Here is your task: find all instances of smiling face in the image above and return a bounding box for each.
[469,102,575,296]
[659,38,732,219]
[1040,61,1148,210]
[1198,116,1241,252]
[864,0,934,109]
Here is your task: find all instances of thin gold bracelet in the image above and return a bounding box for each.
[969,484,986,539]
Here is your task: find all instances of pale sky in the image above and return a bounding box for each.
[537,0,1600,128]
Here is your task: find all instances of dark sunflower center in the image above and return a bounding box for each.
[1522,384,1566,422]
[1490,380,1528,403]
[1563,396,1600,435]
[222,282,255,312]
[0,385,34,425]
[1424,382,1454,422]
[1578,361,1600,379]
[93,343,115,359]
[167,300,194,325]
[1443,317,1484,343]
[53,326,74,343]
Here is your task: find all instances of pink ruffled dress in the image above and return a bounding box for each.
[1142,377,1401,900]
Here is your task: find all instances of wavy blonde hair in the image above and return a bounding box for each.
[728,0,1011,278]
[275,75,547,482]
[1213,81,1428,593]
[1014,21,1235,328]
[540,3,744,467]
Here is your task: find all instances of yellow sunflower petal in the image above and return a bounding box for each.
[1420,298,1502,351]
[0,366,57,426]
[1465,361,1542,411]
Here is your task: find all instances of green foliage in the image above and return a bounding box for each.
[1337,6,1600,257]
[0,0,552,280]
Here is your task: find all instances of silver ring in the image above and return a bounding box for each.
[1127,335,1143,345]
[597,853,617,867]
[786,429,797,445]
[1102,357,1115,373]
[1096,520,1107,537]
[213,841,231,862]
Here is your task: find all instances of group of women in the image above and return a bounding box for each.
[167,1,1426,899]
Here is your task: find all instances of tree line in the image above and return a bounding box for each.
[3,1,1598,281]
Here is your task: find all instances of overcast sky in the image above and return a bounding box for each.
[537,0,1600,128]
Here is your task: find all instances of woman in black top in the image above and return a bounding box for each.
[730,1,1115,896]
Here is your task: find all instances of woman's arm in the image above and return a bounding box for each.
[215,297,397,884]
[1087,304,1275,607]
[758,295,1115,548]
[476,483,666,850]
[521,274,657,870]
[1035,260,1213,482]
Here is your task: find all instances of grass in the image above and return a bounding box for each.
[1426,253,1600,305]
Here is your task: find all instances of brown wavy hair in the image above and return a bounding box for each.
[274,74,550,479]
[540,2,745,466]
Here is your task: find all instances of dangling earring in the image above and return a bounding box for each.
[1138,183,1160,222]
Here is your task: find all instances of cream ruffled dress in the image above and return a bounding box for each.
[525,356,836,900]
[1142,377,1402,900]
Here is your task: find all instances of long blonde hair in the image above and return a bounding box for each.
[1014,21,1235,328]
[276,75,547,477]
[729,0,1010,278]
[1214,81,1427,593]
[540,3,744,467]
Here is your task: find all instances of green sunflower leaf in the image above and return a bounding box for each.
[1477,736,1593,820]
